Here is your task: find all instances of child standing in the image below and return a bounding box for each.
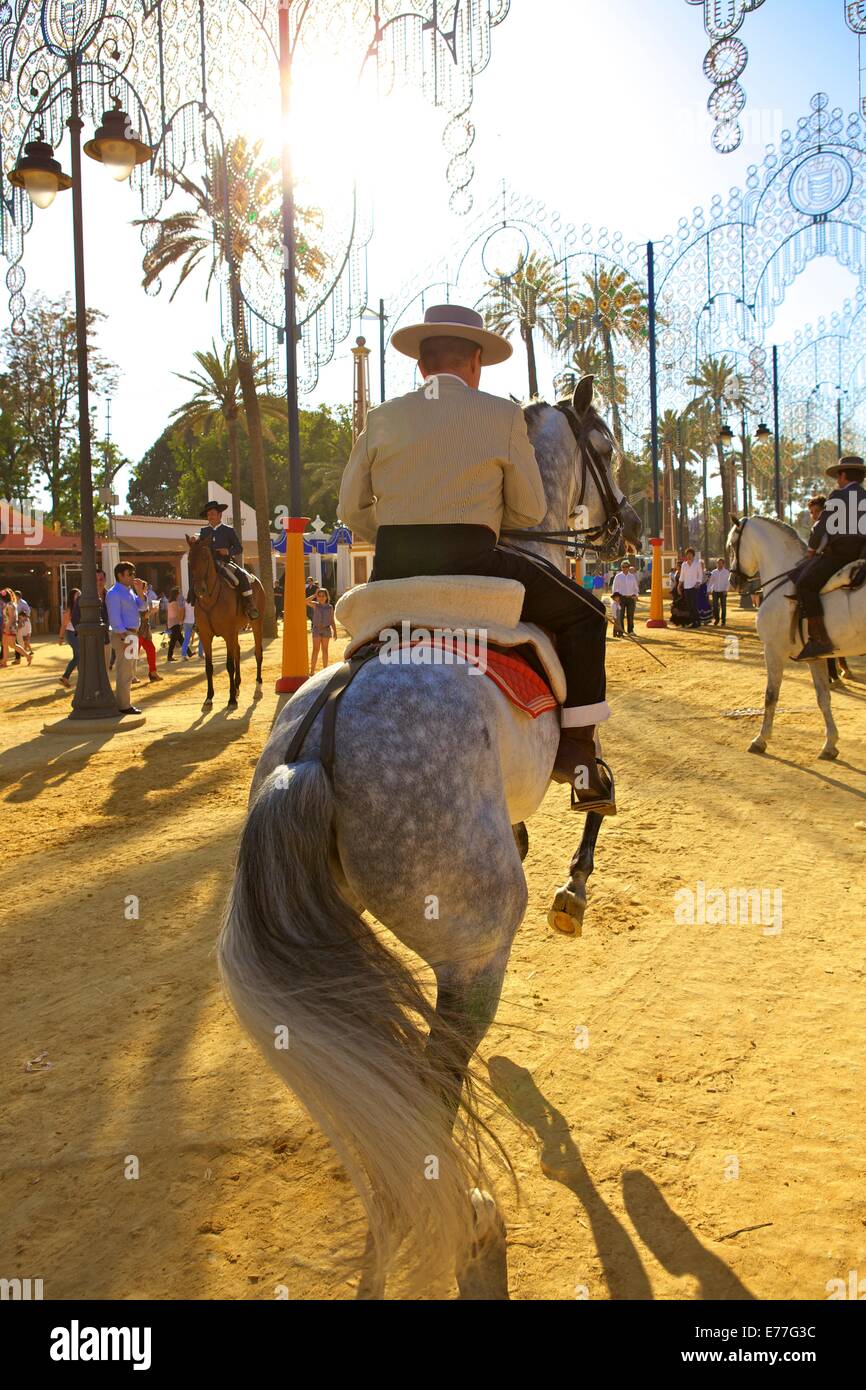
[310,588,337,673]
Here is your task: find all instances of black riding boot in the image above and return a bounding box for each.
[241,590,260,621]
[795,614,834,661]
[551,727,616,815]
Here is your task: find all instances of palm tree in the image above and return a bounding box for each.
[483,251,566,399]
[136,136,325,638]
[687,355,743,548]
[563,342,628,415]
[170,342,286,535]
[563,267,649,447]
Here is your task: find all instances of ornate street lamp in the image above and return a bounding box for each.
[6,134,72,208]
[755,421,771,439]
[3,16,154,724]
[84,97,152,182]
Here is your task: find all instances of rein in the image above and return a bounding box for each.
[500,401,626,557]
[729,518,797,602]
[190,546,222,614]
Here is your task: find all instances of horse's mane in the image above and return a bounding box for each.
[523,398,615,447]
[748,514,804,545]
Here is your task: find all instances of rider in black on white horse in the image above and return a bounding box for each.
[197,500,260,621]
[338,303,614,813]
[794,455,866,660]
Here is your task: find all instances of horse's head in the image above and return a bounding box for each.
[526,376,642,559]
[186,534,212,589]
[727,514,754,591]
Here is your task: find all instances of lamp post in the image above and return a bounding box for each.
[359,299,388,403]
[7,69,152,722]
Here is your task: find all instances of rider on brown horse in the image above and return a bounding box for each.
[198,501,260,621]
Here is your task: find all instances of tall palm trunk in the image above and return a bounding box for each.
[521,323,539,399]
[601,324,630,496]
[227,414,242,537]
[229,271,276,640]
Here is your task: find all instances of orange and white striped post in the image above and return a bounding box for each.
[275,516,310,693]
[646,535,667,628]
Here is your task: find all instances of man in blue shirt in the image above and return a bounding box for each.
[106,561,148,714]
[197,501,259,619]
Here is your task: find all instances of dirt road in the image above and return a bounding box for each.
[1,609,864,1299]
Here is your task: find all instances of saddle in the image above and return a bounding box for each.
[817,559,866,595]
[335,575,566,713]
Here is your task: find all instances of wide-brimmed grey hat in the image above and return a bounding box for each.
[826,455,866,480]
[390,303,512,366]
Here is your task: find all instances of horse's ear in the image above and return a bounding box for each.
[572,374,594,417]
[730,513,740,527]
[185,533,195,546]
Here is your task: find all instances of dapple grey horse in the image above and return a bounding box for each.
[218,376,642,1299]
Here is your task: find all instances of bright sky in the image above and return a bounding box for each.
[3,0,860,505]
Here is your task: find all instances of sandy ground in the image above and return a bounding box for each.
[1,606,865,1301]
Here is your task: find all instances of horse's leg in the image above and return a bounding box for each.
[201,629,215,707]
[548,811,603,936]
[810,659,840,760]
[749,647,784,754]
[426,955,512,1301]
[226,644,237,707]
[254,616,263,688]
[234,636,242,699]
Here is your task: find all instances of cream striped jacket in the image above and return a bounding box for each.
[338,374,547,543]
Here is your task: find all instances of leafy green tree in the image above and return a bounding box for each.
[687,355,744,547]
[170,342,286,532]
[0,372,36,503]
[2,293,116,527]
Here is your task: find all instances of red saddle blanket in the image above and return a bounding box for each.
[387,635,558,718]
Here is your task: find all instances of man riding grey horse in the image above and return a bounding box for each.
[338,303,614,813]
[794,455,866,660]
[197,500,260,621]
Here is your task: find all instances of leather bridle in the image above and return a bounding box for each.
[500,401,626,558]
[729,517,796,601]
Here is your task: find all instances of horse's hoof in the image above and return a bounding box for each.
[457,1190,509,1301]
[227,700,238,710]
[819,747,839,761]
[202,699,213,709]
[748,739,766,754]
[548,880,586,936]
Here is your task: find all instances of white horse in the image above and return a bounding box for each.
[727,514,866,759]
[218,377,641,1299]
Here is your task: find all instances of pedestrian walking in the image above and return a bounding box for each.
[135,578,163,683]
[105,562,148,714]
[707,557,731,626]
[58,588,80,687]
[166,588,185,661]
[181,599,197,659]
[678,548,704,629]
[310,587,337,672]
[611,559,639,634]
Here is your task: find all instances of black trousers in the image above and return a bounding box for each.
[371,524,607,714]
[711,590,727,623]
[618,595,636,633]
[796,548,864,617]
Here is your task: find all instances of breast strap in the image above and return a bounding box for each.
[282,642,380,777]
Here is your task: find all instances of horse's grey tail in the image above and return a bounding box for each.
[217,758,487,1294]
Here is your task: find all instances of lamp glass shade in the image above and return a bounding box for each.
[22,169,59,208]
[756,422,771,438]
[96,138,137,181]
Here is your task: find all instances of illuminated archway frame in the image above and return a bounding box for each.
[386,93,866,456]
[0,0,512,395]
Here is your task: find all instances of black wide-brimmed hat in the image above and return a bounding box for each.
[201,500,229,517]
[826,455,866,480]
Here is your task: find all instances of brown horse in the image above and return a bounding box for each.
[186,536,264,707]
